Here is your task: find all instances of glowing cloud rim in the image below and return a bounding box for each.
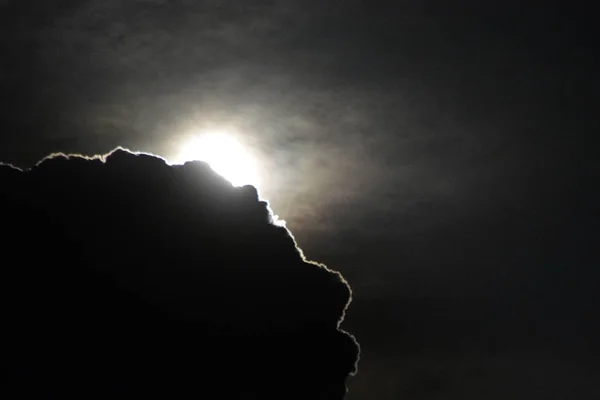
[170,132,261,188]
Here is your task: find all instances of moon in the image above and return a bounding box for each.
[173,132,261,187]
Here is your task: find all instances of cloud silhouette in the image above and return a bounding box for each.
[2,147,359,399]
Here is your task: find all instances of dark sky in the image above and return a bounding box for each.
[1,1,599,399]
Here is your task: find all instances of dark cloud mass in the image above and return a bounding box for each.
[1,148,359,399]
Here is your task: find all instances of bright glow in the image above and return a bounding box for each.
[174,132,260,187]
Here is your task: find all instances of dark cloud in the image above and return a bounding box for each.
[1,148,359,399]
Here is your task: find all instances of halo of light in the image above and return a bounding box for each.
[173,132,260,187]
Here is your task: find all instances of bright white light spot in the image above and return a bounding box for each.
[271,214,287,227]
[173,132,260,187]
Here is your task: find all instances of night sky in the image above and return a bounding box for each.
[2,1,599,399]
